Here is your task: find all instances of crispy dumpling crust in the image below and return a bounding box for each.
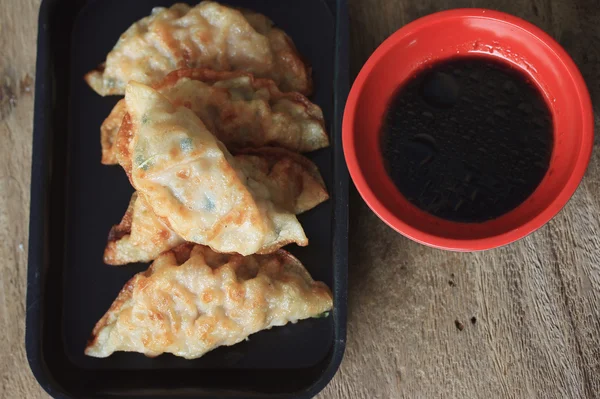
[116,82,312,255]
[239,8,312,96]
[86,244,332,359]
[104,147,328,265]
[100,68,327,165]
[104,192,185,265]
[85,2,311,96]
[100,100,128,165]
[234,147,328,214]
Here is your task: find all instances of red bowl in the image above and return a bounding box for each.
[343,9,593,251]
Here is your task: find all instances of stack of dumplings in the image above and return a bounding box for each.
[84,1,332,360]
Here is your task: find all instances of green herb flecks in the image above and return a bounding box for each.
[180,137,194,152]
[313,311,330,319]
[203,195,215,212]
[136,154,157,171]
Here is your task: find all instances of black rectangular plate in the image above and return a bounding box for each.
[26,0,349,397]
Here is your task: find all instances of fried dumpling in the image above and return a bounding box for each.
[105,148,329,265]
[85,2,311,96]
[86,244,333,359]
[233,147,329,214]
[116,81,315,255]
[100,69,327,165]
[103,192,185,265]
[101,100,128,164]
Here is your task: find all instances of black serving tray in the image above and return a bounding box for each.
[26,0,348,397]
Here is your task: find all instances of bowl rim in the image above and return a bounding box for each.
[342,8,594,251]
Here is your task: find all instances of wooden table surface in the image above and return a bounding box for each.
[2,0,600,398]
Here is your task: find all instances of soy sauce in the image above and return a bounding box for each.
[381,57,553,223]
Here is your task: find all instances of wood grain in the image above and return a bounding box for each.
[1,0,599,398]
[0,0,45,398]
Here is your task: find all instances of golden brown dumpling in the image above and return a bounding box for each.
[103,192,185,265]
[86,244,332,359]
[234,147,329,215]
[105,147,329,265]
[116,81,314,255]
[101,100,129,164]
[100,69,327,165]
[85,2,311,96]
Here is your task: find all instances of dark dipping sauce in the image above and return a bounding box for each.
[381,57,553,223]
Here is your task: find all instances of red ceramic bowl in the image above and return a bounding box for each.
[343,9,593,251]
